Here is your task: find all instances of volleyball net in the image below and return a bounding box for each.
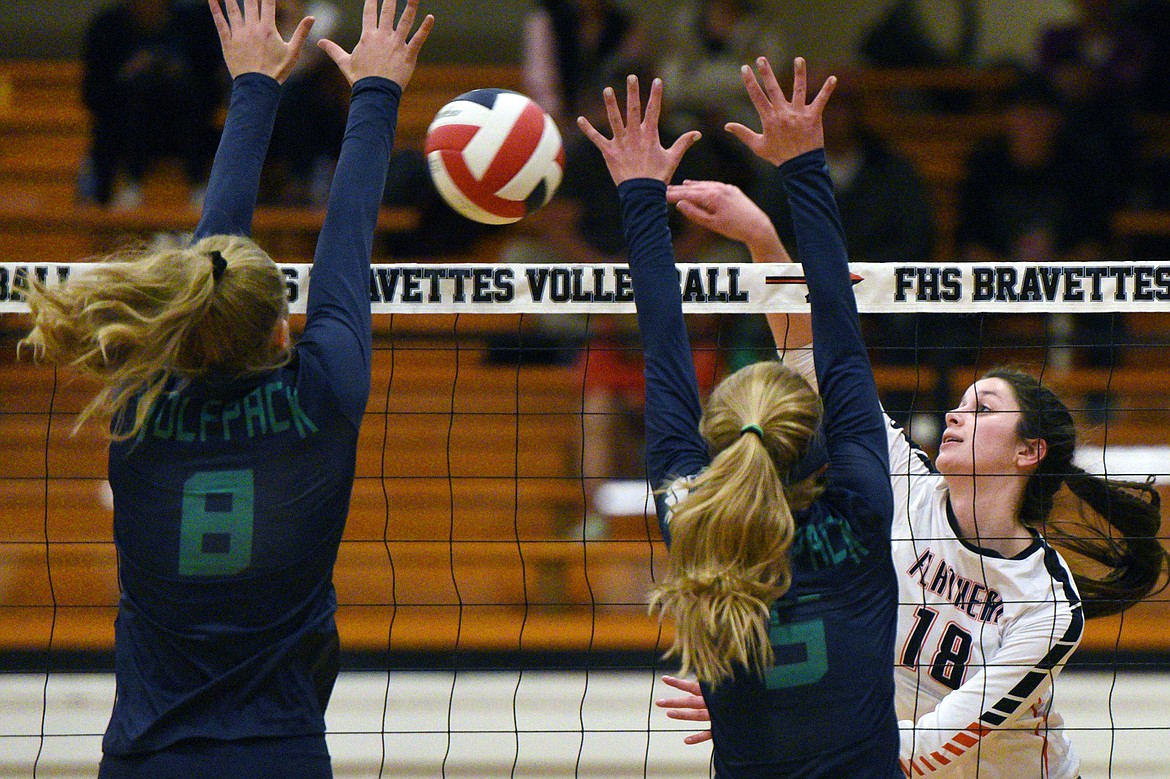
[1,260,1168,776]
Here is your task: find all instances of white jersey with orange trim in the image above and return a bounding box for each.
[887,415,1083,779]
[781,348,1083,778]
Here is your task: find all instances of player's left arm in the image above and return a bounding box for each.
[897,599,1083,776]
[578,75,707,538]
[194,0,314,240]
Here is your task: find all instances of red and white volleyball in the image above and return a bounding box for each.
[425,89,564,225]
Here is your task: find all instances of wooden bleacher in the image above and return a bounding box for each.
[0,332,672,655]
[0,60,1167,657]
[0,59,521,214]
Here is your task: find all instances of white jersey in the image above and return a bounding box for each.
[782,349,1084,778]
[887,416,1083,779]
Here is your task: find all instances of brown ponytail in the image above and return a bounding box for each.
[985,368,1169,618]
[1052,468,1166,618]
[649,361,823,686]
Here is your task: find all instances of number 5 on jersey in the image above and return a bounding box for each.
[765,609,829,690]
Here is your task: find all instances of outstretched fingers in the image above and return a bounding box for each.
[317,37,347,66]
[739,63,773,123]
[602,87,625,137]
[281,15,316,73]
[810,73,838,116]
[379,0,398,29]
[643,75,665,131]
[723,120,760,151]
[789,57,806,106]
[756,57,788,107]
[404,10,434,56]
[361,0,378,32]
[576,115,610,150]
[209,0,231,40]
[666,129,702,169]
[625,75,642,130]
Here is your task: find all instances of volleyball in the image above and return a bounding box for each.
[425,88,564,225]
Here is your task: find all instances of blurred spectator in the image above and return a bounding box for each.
[654,0,786,131]
[957,75,1110,266]
[1130,0,1170,110]
[957,74,1125,373]
[859,0,980,110]
[79,0,226,209]
[861,0,979,67]
[261,0,349,206]
[521,0,647,130]
[1035,0,1147,210]
[653,0,785,190]
[1037,0,1151,106]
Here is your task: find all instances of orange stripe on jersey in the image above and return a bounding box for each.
[930,750,951,765]
[1033,703,1050,771]
[943,742,965,756]
[953,731,977,748]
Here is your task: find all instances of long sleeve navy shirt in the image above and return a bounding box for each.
[621,149,899,778]
[102,72,399,755]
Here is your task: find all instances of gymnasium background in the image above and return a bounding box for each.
[2,0,1169,776]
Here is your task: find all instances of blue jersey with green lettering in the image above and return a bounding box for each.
[102,73,400,756]
[621,150,899,777]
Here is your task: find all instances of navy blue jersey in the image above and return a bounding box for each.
[620,150,899,777]
[101,72,400,756]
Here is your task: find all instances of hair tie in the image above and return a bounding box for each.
[209,250,227,283]
[740,423,764,440]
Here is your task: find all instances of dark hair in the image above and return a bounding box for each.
[985,367,1169,618]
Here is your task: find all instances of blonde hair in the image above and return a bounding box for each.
[649,360,823,686]
[19,235,289,440]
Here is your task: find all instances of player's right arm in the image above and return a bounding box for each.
[897,595,1083,776]
[195,0,315,240]
[298,0,432,427]
[727,57,891,524]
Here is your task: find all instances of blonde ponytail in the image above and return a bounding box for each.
[650,361,823,686]
[19,235,289,440]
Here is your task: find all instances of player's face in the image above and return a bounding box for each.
[936,378,1035,478]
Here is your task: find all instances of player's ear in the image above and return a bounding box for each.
[1016,437,1046,470]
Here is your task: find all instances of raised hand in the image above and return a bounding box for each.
[208,0,315,83]
[655,675,713,745]
[577,75,701,186]
[318,0,434,89]
[666,180,782,257]
[725,57,836,167]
